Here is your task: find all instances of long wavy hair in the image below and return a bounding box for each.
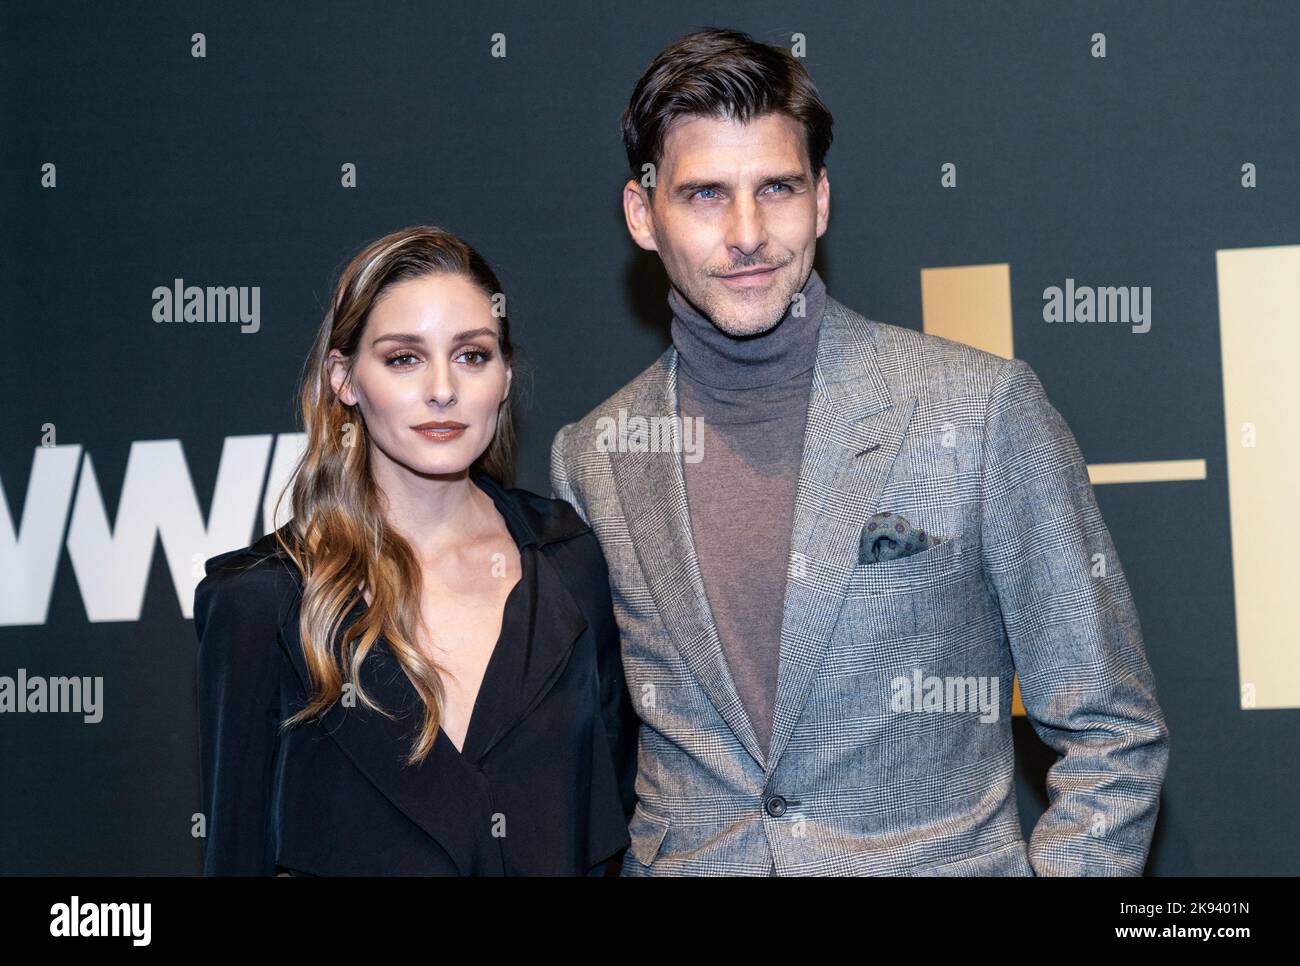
[273,225,516,765]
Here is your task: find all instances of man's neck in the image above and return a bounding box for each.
[668,268,827,390]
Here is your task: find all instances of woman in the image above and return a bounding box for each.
[194,226,637,875]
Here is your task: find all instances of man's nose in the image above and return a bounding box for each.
[724,193,767,257]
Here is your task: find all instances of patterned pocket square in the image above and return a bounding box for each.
[859,511,945,564]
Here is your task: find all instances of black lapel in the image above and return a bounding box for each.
[464,473,590,762]
[275,588,484,873]
[264,472,591,873]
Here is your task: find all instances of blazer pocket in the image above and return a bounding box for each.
[850,534,963,591]
[628,802,670,867]
[905,836,1033,877]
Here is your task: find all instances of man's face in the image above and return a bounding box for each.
[624,111,829,336]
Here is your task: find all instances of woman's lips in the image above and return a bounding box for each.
[412,424,467,442]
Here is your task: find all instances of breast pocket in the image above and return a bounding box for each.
[827,533,999,737]
[850,535,963,591]
[837,534,984,643]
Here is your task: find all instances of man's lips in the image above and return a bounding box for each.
[719,266,777,278]
[717,265,779,287]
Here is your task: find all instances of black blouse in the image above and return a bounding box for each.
[194,472,638,875]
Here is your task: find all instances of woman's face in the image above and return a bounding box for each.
[328,272,511,479]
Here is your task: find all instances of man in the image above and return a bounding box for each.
[550,27,1168,876]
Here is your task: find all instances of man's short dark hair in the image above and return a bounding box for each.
[621,27,834,191]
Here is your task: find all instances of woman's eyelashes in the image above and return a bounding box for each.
[384,350,421,368]
[382,345,494,369]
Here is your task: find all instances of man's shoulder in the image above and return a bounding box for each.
[552,344,675,444]
[828,297,1023,400]
[551,298,1034,454]
[831,297,1009,374]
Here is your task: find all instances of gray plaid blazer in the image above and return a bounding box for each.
[549,294,1169,876]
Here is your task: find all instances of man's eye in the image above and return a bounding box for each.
[692,188,719,200]
[765,182,791,194]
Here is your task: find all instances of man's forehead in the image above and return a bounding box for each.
[660,112,807,175]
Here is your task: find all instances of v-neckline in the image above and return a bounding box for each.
[347,550,528,762]
[436,566,525,759]
[349,477,531,762]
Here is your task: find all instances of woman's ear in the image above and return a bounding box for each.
[327,349,357,406]
[502,363,512,402]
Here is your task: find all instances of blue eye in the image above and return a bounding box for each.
[692,188,719,200]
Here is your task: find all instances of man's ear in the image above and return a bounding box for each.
[327,349,357,406]
[623,179,659,253]
[815,165,830,239]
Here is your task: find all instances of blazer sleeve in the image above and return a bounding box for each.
[553,424,636,823]
[549,422,589,524]
[587,536,639,826]
[194,554,288,876]
[979,357,1170,876]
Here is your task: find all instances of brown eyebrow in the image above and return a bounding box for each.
[371,327,498,348]
[674,171,809,199]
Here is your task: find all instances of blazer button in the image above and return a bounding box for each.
[765,795,787,817]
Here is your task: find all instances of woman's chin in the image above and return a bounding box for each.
[372,436,487,481]
[406,449,483,479]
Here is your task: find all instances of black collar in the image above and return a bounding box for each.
[470,471,590,550]
[215,472,593,873]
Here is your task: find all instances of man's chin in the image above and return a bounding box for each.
[708,298,788,337]
[703,278,797,334]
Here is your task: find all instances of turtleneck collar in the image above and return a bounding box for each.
[669,267,827,391]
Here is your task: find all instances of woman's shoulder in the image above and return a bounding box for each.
[194,525,303,623]
[203,524,299,578]
[193,528,303,692]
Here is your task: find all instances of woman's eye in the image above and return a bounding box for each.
[457,348,492,366]
[385,352,420,367]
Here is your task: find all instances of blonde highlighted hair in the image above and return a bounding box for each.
[273,225,516,764]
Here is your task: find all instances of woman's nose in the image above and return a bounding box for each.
[425,360,457,406]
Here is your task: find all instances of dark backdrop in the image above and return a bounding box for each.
[2,0,1297,874]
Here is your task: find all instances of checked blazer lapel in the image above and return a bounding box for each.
[609,295,917,773]
[765,296,917,772]
[609,350,767,768]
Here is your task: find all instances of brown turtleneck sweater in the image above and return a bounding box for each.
[669,268,827,760]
